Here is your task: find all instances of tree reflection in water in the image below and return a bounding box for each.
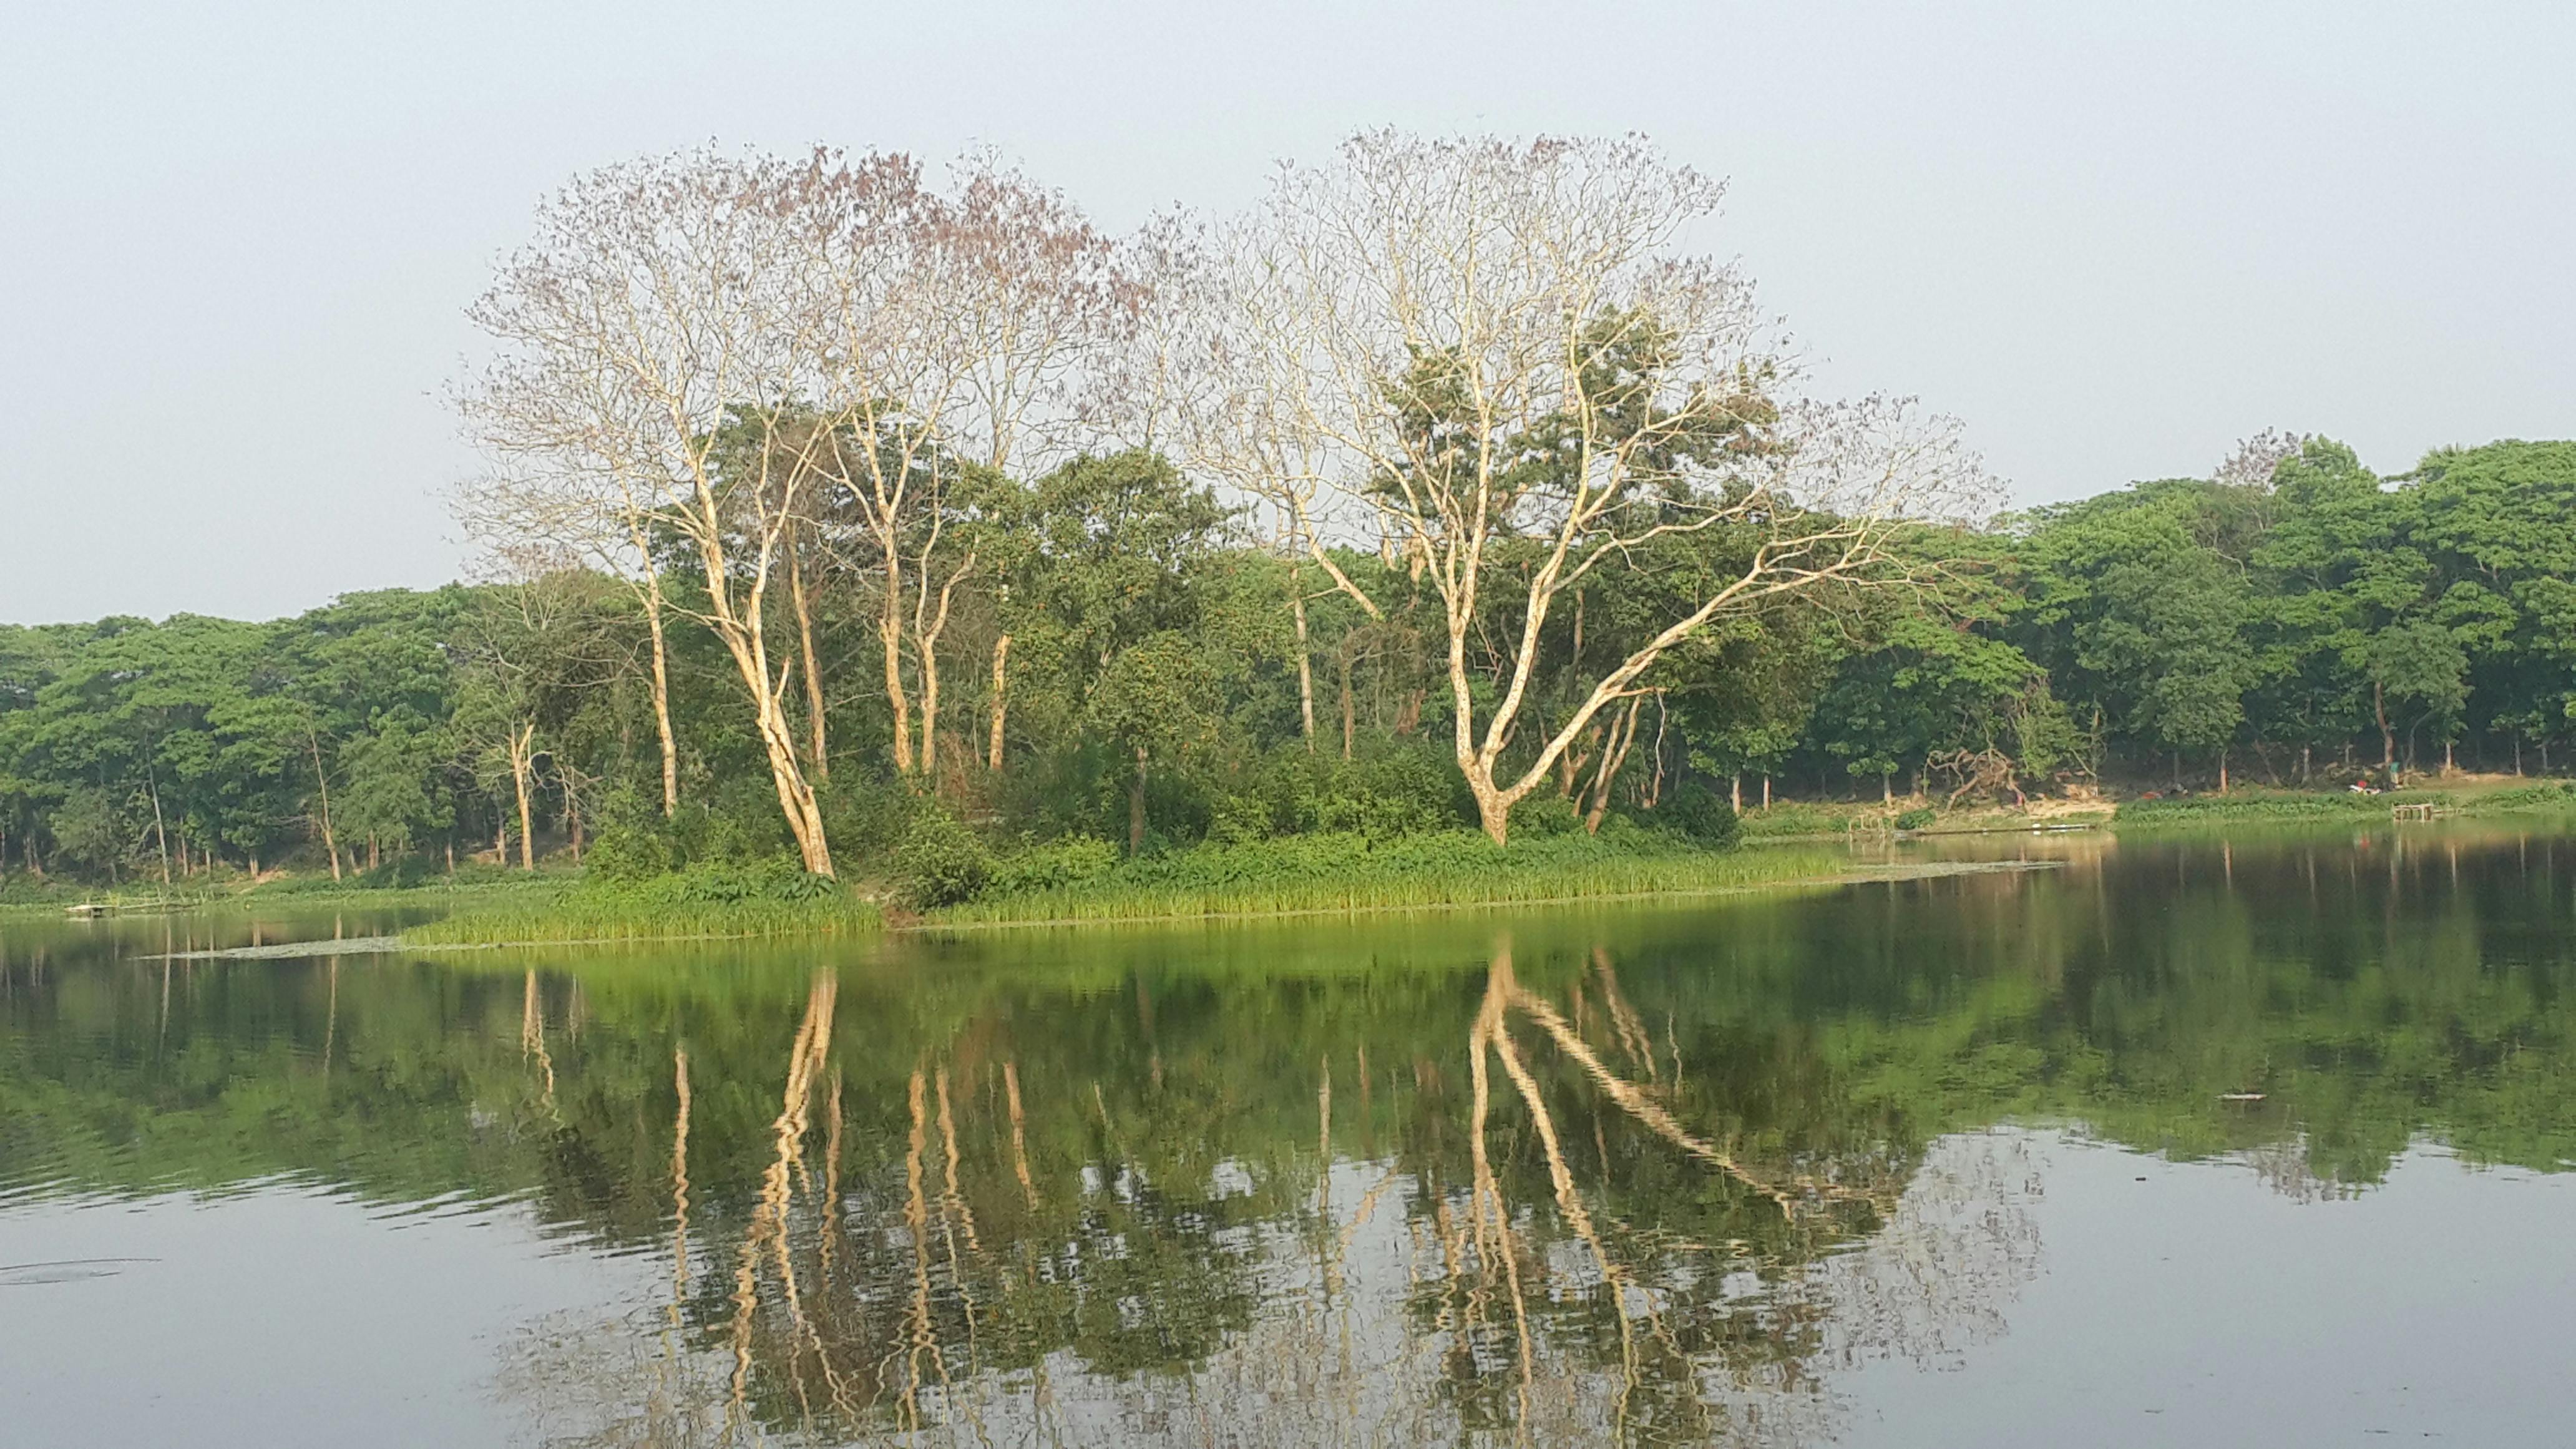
[501,942,2038,1448]
[26,827,2561,1443]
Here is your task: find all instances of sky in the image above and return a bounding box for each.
[4,1,2570,625]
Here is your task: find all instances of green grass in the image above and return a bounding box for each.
[2114,780,2576,827]
[403,894,880,946]
[401,862,879,946]
[929,828,1852,927]
[0,866,569,917]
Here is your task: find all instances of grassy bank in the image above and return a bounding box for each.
[402,861,880,946]
[2114,779,2576,828]
[0,865,571,918]
[1729,798,2114,841]
[926,829,1851,927]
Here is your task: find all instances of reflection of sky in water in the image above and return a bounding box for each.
[0,1188,663,1449]
[7,1133,2569,1446]
[6,823,2576,1445]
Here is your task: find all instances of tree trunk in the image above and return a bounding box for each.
[2514,736,2523,775]
[2375,681,2394,768]
[307,729,341,882]
[2300,743,2311,784]
[1339,638,1357,760]
[1558,727,1598,799]
[910,550,973,789]
[1128,745,1149,857]
[1732,773,1742,812]
[919,627,942,781]
[1582,696,1645,834]
[691,529,835,875]
[880,563,914,778]
[2218,747,2229,794]
[511,722,537,871]
[987,633,1012,773]
[1473,781,1511,846]
[643,578,680,817]
[2444,739,2455,773]
[1290,578,1315,750]
[1762,775,1772,810]
[788,537,829,783]
[1881,771,1893,806]
[1643,694,1668,808]
[147,763,171,888]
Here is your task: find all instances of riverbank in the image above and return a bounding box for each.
[2112,778,2576,828]
[919,830,1852,929]
[401,862,881,945]
[0,866,568,919]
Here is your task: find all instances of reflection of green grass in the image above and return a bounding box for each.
[930,831,1852,927]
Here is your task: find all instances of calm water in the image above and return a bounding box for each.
[5,824,2575,1447]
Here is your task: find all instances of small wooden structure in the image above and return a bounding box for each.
[2390,803,2446,822]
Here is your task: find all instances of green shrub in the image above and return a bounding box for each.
[1662,784,1742,848]
[583,819,674,882]
[1206,793,1276,845]
[892,806,992,910]
[989,834,1121,894]
[935,827,1840,925]
[1893,806,1937,831]
[2478,781,2576,810]
[1511,792,1584,837]
[404,854,866,945]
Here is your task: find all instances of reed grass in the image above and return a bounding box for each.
[402,862,879,946]
[930,830,1850,927]
[2113,779,2576,827]
[404,894,880,946]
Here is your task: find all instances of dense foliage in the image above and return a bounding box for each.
[2,439,2572,897]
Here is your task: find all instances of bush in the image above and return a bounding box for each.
[892,806,992,910]
[584,819,675,882]
[1511,792,1584,837]
[1662,784,1742,848]
[1206,793,1276,846]
[2479,781,2576,809]
[1893,806,1937,831]
[989,834,1122,894]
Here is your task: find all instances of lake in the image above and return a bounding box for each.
[4,822,2574,1447]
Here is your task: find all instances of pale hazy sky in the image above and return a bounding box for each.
[5,1,2570,624]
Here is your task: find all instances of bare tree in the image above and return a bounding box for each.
[452,452,685,818]
[1206,132,1992,841]
[2213,428,2309,490]
[800,156,1132,784]
[461,149,920,875]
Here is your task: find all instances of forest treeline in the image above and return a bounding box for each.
[2,434,2569,890]
[4,133,2572,893]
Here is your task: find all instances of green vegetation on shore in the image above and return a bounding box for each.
[2114,779,2576,827]
[402,860,879,945]
[927,828,1845,927]
[4,137,2572,934]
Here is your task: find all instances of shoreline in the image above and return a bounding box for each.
[140,857,2060,957]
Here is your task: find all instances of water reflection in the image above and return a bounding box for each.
[4,820,2575,1446]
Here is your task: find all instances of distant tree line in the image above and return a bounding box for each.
[2,132,2569,886]
[2,433,2570,887]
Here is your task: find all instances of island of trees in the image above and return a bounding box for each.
[3,133,2571,914]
